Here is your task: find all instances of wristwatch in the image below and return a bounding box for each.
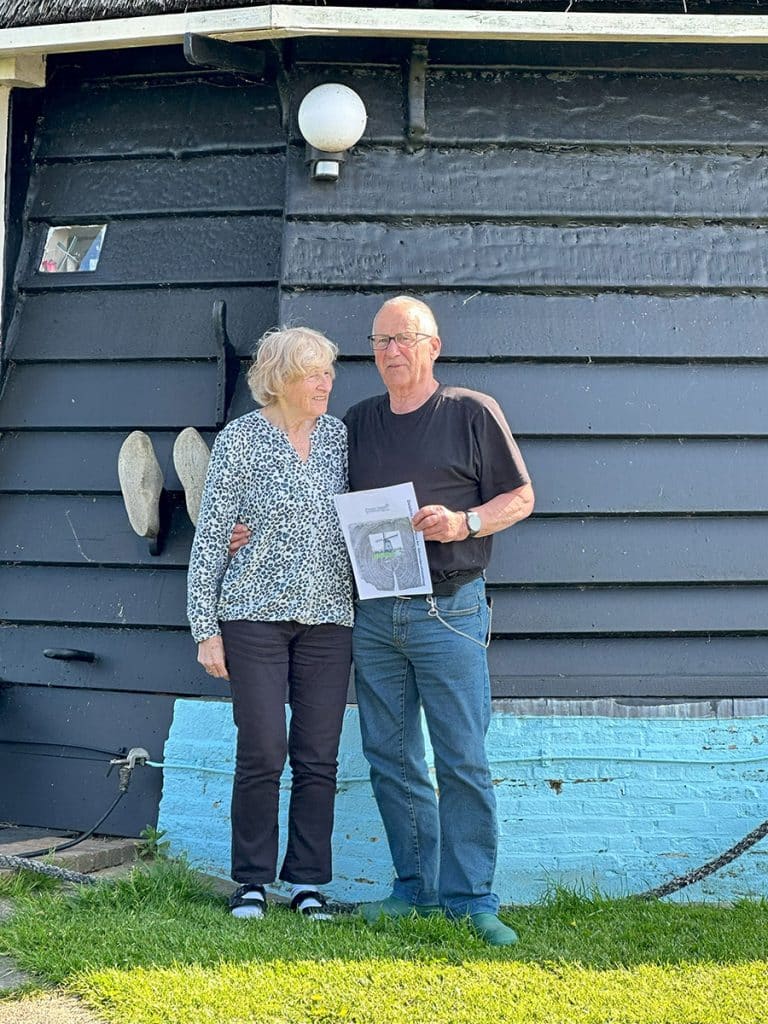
[464,510,482,538]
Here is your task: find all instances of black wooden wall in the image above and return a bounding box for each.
[279,39,768,701]
[2,38,768,834]
[0,48,281,833]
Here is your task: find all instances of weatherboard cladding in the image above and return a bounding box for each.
[0,57,284,833]
[1,42,768,832]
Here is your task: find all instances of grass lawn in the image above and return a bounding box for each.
[1,860,767,1024]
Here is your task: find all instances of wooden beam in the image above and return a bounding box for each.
[273,8,768,45]
[2,7,768,58]
[0,55,45,87]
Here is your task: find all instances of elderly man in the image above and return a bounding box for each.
[345,296,534,946]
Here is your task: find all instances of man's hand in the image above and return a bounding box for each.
[412,505,468,543]
[197,635,229,680]
[229,522,251,557]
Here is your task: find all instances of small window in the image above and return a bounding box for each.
[39,224,107,273]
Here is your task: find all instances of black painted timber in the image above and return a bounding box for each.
[284,221,768,292]
[296,36,768,75]
[5,626,768,700]
[8,288,276,362]
[0,54,287,834]
[287,146,768,221]
[280,291,768,361]
[425,70,768,146]
[0,684,172,835]
[0,363,220,429]
[5,563,768,637]
[231,362,768,438]
[30,153,285,220]
[5,433,768,515]
[37,78,284,158]
[0,494,195,567]
[3,497,768,584]
[18,215,281,289]
[2,90,40,365]
[0,431,215,492]
[486,635,768,700]
[0,625,227,697]
[0,566,190,628]
[5,42,768,834]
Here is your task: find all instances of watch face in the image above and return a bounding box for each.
[467,511,482,534]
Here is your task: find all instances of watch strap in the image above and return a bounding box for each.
[464,510,481,537]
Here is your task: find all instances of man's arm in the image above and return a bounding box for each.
[412,482,534,543]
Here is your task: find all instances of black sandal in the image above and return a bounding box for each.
[289,889,333,921]
[229,884,267,919]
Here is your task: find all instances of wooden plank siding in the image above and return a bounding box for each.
[1,44,768,839]
[0,59,285,832]
[5,493,768,583]
[281,290,768,360]
[8,288,276,360]
[283,221,768,291]
[279,58,768,699]
[6,563,768,637]
[0,683,174,837]
[4,433,768,513]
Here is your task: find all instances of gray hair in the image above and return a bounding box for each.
[247,326,338,406]
[374,296,439,336]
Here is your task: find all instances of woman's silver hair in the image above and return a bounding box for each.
[247,326,338,406]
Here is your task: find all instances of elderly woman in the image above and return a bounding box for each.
[187,327,353,921]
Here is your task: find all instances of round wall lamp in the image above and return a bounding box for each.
[298,83,367,182]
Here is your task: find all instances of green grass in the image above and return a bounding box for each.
[1,860,767,1023]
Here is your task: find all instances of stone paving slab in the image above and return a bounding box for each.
[0,954,31,992]
[0,994,108,1024]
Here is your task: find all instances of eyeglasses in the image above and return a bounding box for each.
[367,332,433,351]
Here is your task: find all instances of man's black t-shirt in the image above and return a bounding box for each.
[344,384,529,579]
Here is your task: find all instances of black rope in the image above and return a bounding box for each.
[638,815,768,900]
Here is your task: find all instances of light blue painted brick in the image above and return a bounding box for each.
[157,701,768,905]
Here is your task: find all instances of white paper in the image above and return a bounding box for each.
[334,482,432,599]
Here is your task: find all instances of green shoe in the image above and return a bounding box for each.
[359,896,442,924]
[469,913,519,946]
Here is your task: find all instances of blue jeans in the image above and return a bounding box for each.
[353,577,499,917]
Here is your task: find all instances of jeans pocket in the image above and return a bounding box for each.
[431,597,481,618]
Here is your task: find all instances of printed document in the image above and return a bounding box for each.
[334,482,432,599]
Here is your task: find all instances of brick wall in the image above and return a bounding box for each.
[157,698,768,903]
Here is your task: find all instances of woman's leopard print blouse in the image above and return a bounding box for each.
[187,411,353,642]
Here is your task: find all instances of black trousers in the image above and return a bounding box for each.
[221,619,352,885]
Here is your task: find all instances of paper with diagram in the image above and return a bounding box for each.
[334,482,432,599]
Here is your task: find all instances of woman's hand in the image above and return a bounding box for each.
[197,636,229,680]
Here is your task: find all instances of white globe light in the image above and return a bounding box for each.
[298,83,367,153]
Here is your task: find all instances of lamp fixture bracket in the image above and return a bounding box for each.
[405,40,428,152]
[183,33,291,128]
[305,145,347,182]
[183,33,267,77]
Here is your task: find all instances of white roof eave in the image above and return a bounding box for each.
[1,4,768,60]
